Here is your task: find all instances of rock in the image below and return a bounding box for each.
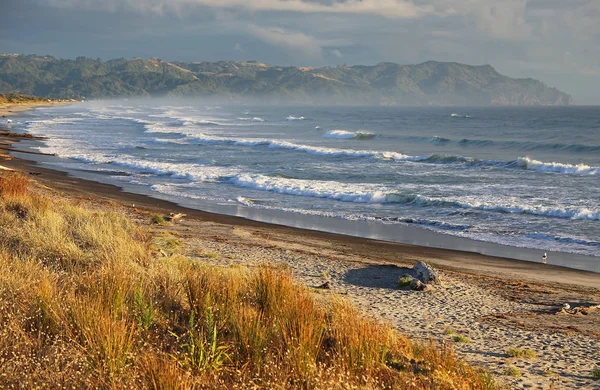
[410,279,426,291]
[413,261,440,284]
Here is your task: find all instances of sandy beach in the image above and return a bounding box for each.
[1,109,600,389]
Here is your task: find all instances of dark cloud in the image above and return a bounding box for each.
[1,0,599,103]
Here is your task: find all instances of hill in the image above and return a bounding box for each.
[0,54,573,106]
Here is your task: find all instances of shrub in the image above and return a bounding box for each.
[150,214,166,225]
[397,276,413,288]
[505,366,521,377]
[507,348,536,359]
[0,172,30,198]
[592,368,600,380]
[453,335,471,343]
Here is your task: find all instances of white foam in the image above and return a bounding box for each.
[236,196,254,206]
[323,130,376,140]
[450,113,470,118]
[450,198,600,221]
[323,130,355,139]
[286,116,305,121]
[228,174,600,220]
[150,183,229,202]
[517,157,600,176]
[231,174,400,203]
[160,134,419,161]
[237,117,265,122]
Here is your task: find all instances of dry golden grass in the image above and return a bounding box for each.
[0,172,30,198]
[0,172,497,389]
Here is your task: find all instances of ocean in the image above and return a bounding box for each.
[9,101,600,270]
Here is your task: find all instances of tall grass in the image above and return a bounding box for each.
[0,173,496,389]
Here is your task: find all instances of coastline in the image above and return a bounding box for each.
[0,100,70,117]
[1,148,600,288]
[2,106,600,388]
[0,106,599,285]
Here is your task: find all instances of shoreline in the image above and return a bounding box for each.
[2,106,600,388]
[0,106,599,285]
[2,141,600,288]
[5,104,600,273]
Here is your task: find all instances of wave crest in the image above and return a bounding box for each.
[517,157,600,176]
[323,130,376,140]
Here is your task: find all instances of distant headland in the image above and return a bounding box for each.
[0,54,573,106]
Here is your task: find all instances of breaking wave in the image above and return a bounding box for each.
[526,233,600,248]
[323,130,376,140]
[151,133,600,176]
[237,117,265,122]
[416,135,600,154]
[517,157,600,176]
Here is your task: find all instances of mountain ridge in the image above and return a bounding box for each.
[0,54,573,106]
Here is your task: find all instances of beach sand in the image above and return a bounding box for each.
[1,109,600,389]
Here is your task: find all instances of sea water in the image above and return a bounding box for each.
[11,101,600,266]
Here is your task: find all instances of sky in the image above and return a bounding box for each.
[1,0,599,104]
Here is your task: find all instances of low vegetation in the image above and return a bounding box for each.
[504,366,521,378]
[452,335,471,343]
[0,172,496,389]
[397,275,414,288]
[0,93,47,105]
[150,213,166,225]
[506,348,537,359]
[592,368,600,380]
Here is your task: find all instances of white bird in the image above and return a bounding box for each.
[542,253,547,264]
[562,303,570,310]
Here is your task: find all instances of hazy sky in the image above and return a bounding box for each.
[2,0,599,103]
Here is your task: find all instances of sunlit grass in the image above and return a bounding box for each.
[0,172,497,389]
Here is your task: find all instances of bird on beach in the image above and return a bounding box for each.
[542,253,547,264]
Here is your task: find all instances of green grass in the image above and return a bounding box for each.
[504,366,521,378]
[397,276,413,288]
[506,348,536,359]
[453,335,471,343]
[443,328,455,335]
[592,368,600,380]
[150,214,166,225]
[165,238,181,249]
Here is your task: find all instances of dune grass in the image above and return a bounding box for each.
[0,172,496,389]
[506,348,536,359]
[452,335,471,343]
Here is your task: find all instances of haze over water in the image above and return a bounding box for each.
[15,102,600,260]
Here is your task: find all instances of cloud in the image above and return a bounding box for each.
[246,25,324,59]
[38,0,436,19]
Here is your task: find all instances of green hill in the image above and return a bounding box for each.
[0,54,573,105]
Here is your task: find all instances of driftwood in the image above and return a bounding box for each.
[556,304,600,316]
[165,212,186,223]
